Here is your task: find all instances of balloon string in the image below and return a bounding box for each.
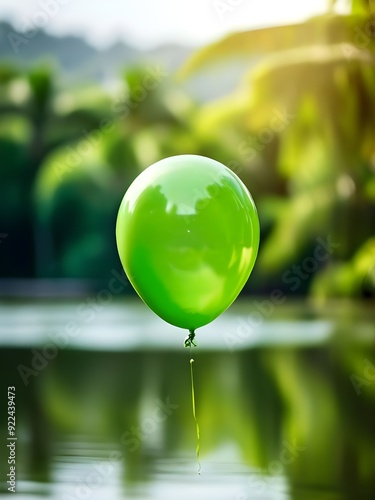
[184,330,201,475]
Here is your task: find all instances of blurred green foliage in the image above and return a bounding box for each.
[0,0,374,298]
[180,0,375,299]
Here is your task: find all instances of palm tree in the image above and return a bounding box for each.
[179,0,375,298]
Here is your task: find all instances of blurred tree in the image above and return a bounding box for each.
[0,65,111,278]
[33,65,202,279]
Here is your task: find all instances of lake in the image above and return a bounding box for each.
[0,298,374,499]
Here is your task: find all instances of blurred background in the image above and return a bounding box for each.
[0,0,375,499]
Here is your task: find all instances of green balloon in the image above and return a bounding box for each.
[116,155,260,330]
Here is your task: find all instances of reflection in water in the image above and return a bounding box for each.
[0,303,375,499]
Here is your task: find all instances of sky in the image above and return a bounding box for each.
[0,0,347,50]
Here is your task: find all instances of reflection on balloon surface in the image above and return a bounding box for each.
[116,155,260,330]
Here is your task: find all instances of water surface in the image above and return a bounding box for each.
[0,299,374,499]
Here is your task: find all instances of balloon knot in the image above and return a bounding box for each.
[184,330,197,348]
